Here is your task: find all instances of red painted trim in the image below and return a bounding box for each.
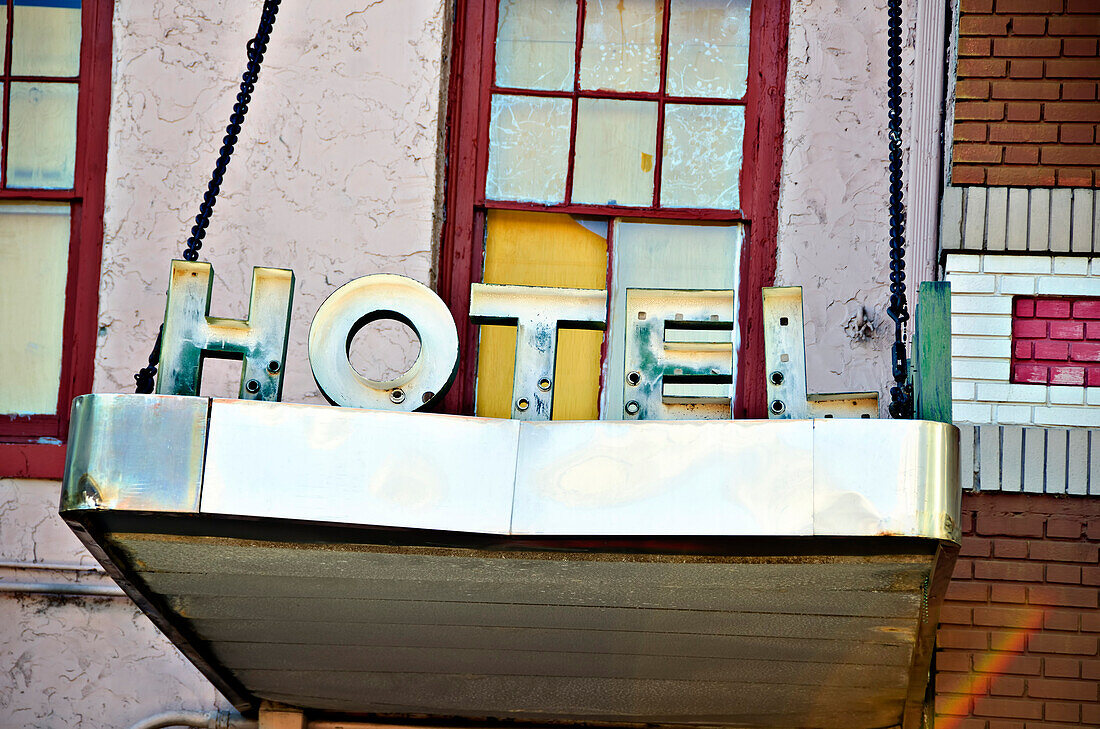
[651,0,672,208]
[0,442,67,480]
[1,0,13,190]
[563,0,584,205]
[0,0,111,476]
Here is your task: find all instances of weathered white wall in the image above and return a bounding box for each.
[777,0,917,411]
[94,0,450,400]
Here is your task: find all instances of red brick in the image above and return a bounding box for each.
[1086,704,1100,726]
[936,694,972,716]
[958,101,1007,121]
[1056,167,1094,186]
[963,537,994,557]
[963,510,975,535]
[1028,677,1097,700]
[1042,145,1100,165]
[941,604,974,625]
[1036,299,1072,318]
[1063,37,1098,56]
[959,79,993,99]
[1060,123,1096,143]
[1048,15,1100,35]
[1043,656,1081,678]
[975,606,1035,627]
[1015,363,1049,384]
[994,38,1063,57]
[962,14,1012,35]
[1044,702,1080,723]
[996,0,1062,11]
[1084,612,1100,632]
[992,583,1028,603]
[990,122,1059,143]
[1016,298,1036,317]
[1015,16,1049,35]
[953,165,988,185]
[1061,81,1098,100]
[940,628,991,650]
[961,0,993,10]
[1049,321,1085,339]
[1045,102,1100,122]
[975,653,1042,675]
[1034,340,1070,360]
[1085,565,1100,585]
[1028,632,1098,654]
[987,165,1057,186]
[1088,321,1100,339]
[1043,610,1080,631]
[956,122,991,142]
[939,672,991,694]
[956,143,1005,163]
[974,696,1043,720]
[1083,658,1100,679]
[1089,368,1100,386]
[993,80,1061,100]
[1029,541,1098,563]
[987,721,1023,729]
[1015,319,1048,338]
[1006,59,1043,80]
[975,560,1045,581]
[1046,564,1083,584]
[1016,341,1034,358]
[1049,365,1085,385]
[961,58,1009,77]
[1006,102,1042,121]
[949,581,992,601]
[937,650,972,672]
[1072,300,1100,319]
[1066,0,1100,11]
[1029,585,1097,608]
[955,558,976,579]
[1071,341,1100,362]
[1004,146,1039,164]
[961,37,993,57]
[990,675,1025,696]
[995,538,1029,559]
[977,513,1046,538]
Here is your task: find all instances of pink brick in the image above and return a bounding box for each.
[1016,298,1036,317]
[1089,368,1100,387]
[1073,299,1100,318]
[1050,365,1086,385]
[1015,363,1049,384]
[1034,340,1070,360]
[1015,340,1032,358]
[1050,321,1085,340]
[1071,341,1100,362]
[1036,299,1072,318]
[1015,319,1047,338]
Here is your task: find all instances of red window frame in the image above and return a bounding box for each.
[437,0,789,418]
[0,0,112,478]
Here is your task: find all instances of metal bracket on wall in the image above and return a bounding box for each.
[763,286,879,419]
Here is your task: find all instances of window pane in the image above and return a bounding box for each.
[666,0,751,98]
[0,11,7,71]
[0,202,70,416]
[661,104,744,209]
[7,82,79,189]
[11,0,82,77]
[572,98,657,207]
[495,0,576,91]
[486,94,572,204]
[579,0,662,93]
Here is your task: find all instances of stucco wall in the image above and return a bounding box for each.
[777,0,918,410]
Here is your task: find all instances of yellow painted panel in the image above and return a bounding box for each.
[476,210,607,420]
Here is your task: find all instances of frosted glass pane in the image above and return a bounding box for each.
[495,0,576,91]
[7,82,79,189]
[0,202,70,416]
[667,0,751,98]
[12,1,82,77]
[572,98,657,207]
[661,104,744,209]
[579,0,661,93]
[486,94,572,203]
[0,12,7,70]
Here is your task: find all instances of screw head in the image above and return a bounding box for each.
[626,371,641,386]
[390,389,406,404]
[245,379,261,394]
[769,370,784,386]
[625,400,640,415]
[769,399,786,415]
[267,360,281,374]
[538,378,551,391]
[516,398,529,411]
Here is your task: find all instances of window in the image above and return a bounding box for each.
[438,0,788,418]
[0,0,112,477]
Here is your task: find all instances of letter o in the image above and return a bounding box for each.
[308,274,459,411]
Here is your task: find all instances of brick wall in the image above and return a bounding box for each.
[935,493,1099,728]
[1013,296,1100,386]
[953,0,1100,188]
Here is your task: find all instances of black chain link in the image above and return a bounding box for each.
[134,0,282,394]
[885,0,913,419]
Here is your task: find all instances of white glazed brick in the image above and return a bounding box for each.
[953,336,1012,358]
[1091,259,1100,276]
[975,382,1048,403]
[952,315,1012,336]
[952,358,1011,381]
[950,295,1013,315]
[953,401,993,423]
[945,254,980,273]
[953,381,976,400]
[1049,386,1085,405]
[1087,389,1100,406]
[998,275,1036,295]
[1033,406,1100,428]
[981,255,1051,275]
[996,405,1034,424]
[1037,276,1100,296]
[1053,257,1089,275]
[947,274,996,293]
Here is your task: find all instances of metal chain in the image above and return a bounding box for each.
[885,0,913,419]
[134,0,283,394]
